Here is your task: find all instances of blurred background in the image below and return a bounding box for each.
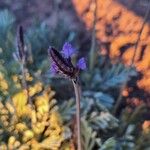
[0,0,150,149]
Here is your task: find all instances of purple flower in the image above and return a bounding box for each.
[48,42,86,79]
[62,42,76,58]
[77,57,86,70]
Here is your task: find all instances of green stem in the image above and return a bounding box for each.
[72,79,82,150]
[89,0,97,71]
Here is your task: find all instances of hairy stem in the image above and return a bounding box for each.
[72,79,82,150]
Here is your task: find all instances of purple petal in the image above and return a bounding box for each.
[77,57,86,70]
[50,62,58,74]
[62,42,75,58]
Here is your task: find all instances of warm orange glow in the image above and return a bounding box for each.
[142,120,150,134]
[137,70,150,92]
[73,0,150,93]
[122,88,129,97]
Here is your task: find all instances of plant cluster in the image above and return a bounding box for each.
[0,77,71,150]
[0,9,149,150]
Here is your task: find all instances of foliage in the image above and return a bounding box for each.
[0,80,71,150]
[81,119,101,150]
[0,9,76,77]
[59,97,118,149]
[0,8,149,150]
[99,137,116,150]
[81,55,137,109]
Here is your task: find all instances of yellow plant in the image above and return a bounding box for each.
[0,82,71,150]
[0,72,8,95]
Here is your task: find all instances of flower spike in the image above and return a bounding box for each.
[48,46,78,79]
[48,43,86,79]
